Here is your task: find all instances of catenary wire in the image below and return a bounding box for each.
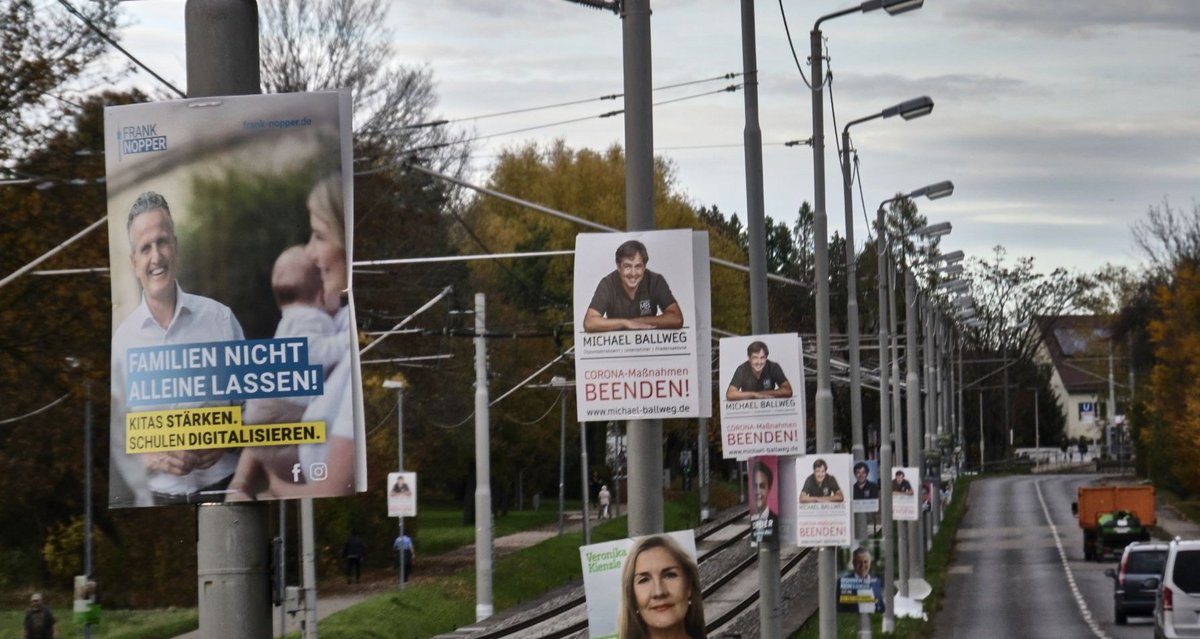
[55,0,186,98]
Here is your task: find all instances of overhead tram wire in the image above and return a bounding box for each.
[54,0,186,98]
[360,83,746,165]
[389,72,743,132]
[778,0,828,91]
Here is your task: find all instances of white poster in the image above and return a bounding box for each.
[386,471,417,517]
[795,453,853,547]
[573,230,700,421]
[891,466,920,521]
[580,530,699,639]
[105,92,364,508]
[718,334,805,459]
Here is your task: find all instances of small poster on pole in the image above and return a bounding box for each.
[795,453,853,547]
[850,459,880,514]
[837,541,884,614]
[387,472,416,517]
[718,334,805,459]
[891,466,920,521]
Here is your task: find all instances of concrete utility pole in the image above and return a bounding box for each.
[621,0,662,538]
[698,417,710,521]
[185,3,272,637]
[384,380,408,587]
[904,271,922,586]
[875,209,895,633]
[739,1,782,635]
[474,293,494,621]
[83,380,94,639]
[810,21,838,639]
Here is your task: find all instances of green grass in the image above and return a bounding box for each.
[0,608,197,639]
[311,497,702,638]
[412,501,571,557]
[791,474,977,638]
[1156,486,1200,527]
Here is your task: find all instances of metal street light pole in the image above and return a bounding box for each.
[740,1,782,634]
[622,0,662,539]
[840,96,933,544]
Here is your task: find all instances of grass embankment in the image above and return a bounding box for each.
[0,607,197,639]
[792,473,976,638]
[312,497,703,638]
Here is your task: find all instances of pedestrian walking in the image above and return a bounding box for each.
[599,484,611,519]
[342,530,366,584]
[23,593,57,639]
[393,532,415,582]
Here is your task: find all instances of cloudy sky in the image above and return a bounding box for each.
[114,0,1200,277]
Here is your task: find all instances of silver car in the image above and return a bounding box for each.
[1154,538,1200,639]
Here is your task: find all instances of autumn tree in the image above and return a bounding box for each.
[452,141,752,492]
[0,0,119,163]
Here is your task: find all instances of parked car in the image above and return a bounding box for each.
[1106,541,1168,624]
[1154,538,1200,638]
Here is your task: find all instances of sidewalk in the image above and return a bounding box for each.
[172,510,598,638]
[1157,502,1200,539]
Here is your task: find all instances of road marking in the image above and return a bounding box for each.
[1035,479,1111,639]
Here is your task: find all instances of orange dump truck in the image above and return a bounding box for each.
[1073,485,1156,561]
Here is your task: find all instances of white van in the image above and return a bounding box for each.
[1154,538,1200,639]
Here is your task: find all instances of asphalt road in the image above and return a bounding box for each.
[934,474,1155,639]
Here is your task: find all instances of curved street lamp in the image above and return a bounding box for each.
[873,181,952,627]
[840,96,935,546]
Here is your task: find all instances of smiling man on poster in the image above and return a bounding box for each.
[111,191,245,506]
[573,230,701,422]
[583,239,683,332]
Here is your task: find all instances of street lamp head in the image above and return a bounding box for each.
[882,96,934,121]
[913,221,952,238]
[881,0,924,15]
[938,279,969,293]
[940,250,965,264]
[550,375,568,388]
[860,0,924,15]
[383,379,406,390]
[910,180,954,201]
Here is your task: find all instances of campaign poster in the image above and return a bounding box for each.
[850,459,880,514]
[580,530,698,639]
[387,472,417,517]
[105,92,365,508]
[837,541,884,614]
[748,456,780,547]
[573,230,700,422]
[718,334,805,459]
[795,453,853,547]
[891,466,920,521]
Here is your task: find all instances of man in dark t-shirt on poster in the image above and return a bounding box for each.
[726,340,793,401]
[800,458,844,503]
[583,240,684,332]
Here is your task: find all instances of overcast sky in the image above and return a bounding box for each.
[113,0,1200,277]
